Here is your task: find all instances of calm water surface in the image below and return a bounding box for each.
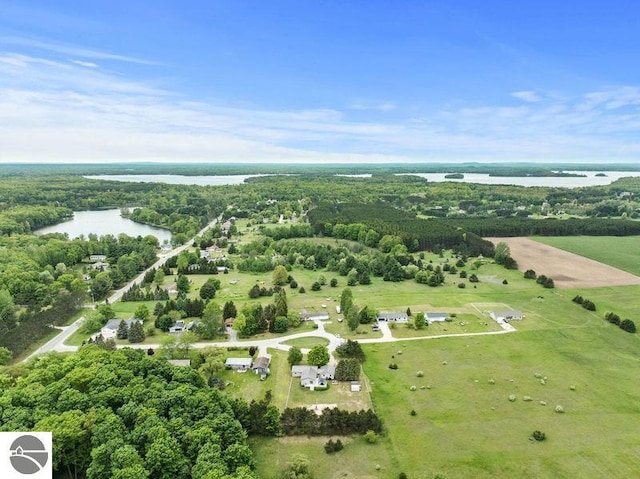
[35,209,172,243]
[85,174,269,186]
[396,171,640,188]
[87,172,640,188]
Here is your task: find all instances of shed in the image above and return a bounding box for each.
[252,356,271,375]
[350,381,361,392]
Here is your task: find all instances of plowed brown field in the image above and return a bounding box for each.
[486,237,640,289]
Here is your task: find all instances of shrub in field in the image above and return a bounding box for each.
[532,430,546,442]
[416,371,424,377]
[555,405,565,413]
[410,385,417,391]
[508,394,517,402]
[388,363,398,370]
[365,430,378,444]
[523,396,532,402]
[410,410,417,416]
[620,319,636,333]
[324,439,344,454]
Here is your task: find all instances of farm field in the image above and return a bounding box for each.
[486,237,640,289]
[532,235,640,277]
[361,301,640,478]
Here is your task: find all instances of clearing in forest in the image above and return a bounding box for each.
[486,237,640,289]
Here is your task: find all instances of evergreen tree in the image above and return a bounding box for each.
[116,320,129,340]
[128,320,145,343]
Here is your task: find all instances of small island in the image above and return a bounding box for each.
[595,172,607,177]
[444,173,464,179]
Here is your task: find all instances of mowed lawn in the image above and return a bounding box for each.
[532,235,640,276]
[361,289,640,479]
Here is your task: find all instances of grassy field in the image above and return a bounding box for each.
[361,311,640,478]
[281,337,329,349]
[533,235,640,276]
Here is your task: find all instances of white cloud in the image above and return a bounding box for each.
[349,101,397,111]
[70,59,98,68]
[511,90,542,103]
[0,35,158,65]
[0,48,639,164]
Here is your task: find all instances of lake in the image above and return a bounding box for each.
[85,174,270,186]
[86,171,640,188]
[34,209,172,243]
[396,171,640,188]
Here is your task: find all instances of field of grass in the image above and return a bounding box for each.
[281,336,329,349]
[250,434,396,479]
[358,285,640,478]
[533,235,640,276]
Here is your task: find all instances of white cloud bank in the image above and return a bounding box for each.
[0,50,639,164]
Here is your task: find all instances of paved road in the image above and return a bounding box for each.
[25,217,220,361]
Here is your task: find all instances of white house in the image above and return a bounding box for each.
[377,312,408,323]
[299,310,330,321]
[169,320,186,333]
[490,310,523,322]
[225,358,253,371]
[89,254,107,262]
[425,312,448,324]
[97,318,140,340]
[292,365,335,389]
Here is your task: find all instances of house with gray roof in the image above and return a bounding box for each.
[377,312,409,323]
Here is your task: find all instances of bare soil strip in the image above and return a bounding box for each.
[486,237,640,289]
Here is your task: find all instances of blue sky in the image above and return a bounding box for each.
[1,1,639,164]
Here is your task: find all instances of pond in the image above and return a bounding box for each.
[34,209,172,243]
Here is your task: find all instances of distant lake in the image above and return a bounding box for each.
[35,209,172,243]
[396,171,640,188]
[87,171,640,188]
[85,174,271,186]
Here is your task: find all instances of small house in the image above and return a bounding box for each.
[350,381,361,392]
[89,254,107,262]
[225,358,253,371]
[98,318,140,340]
[186,320,201,331]
[91,261,109,271]
[169,320,186,333]
[426,312,448,324]
[490,310,523,323]
[299,309,330,321]
[377,312,409,323]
